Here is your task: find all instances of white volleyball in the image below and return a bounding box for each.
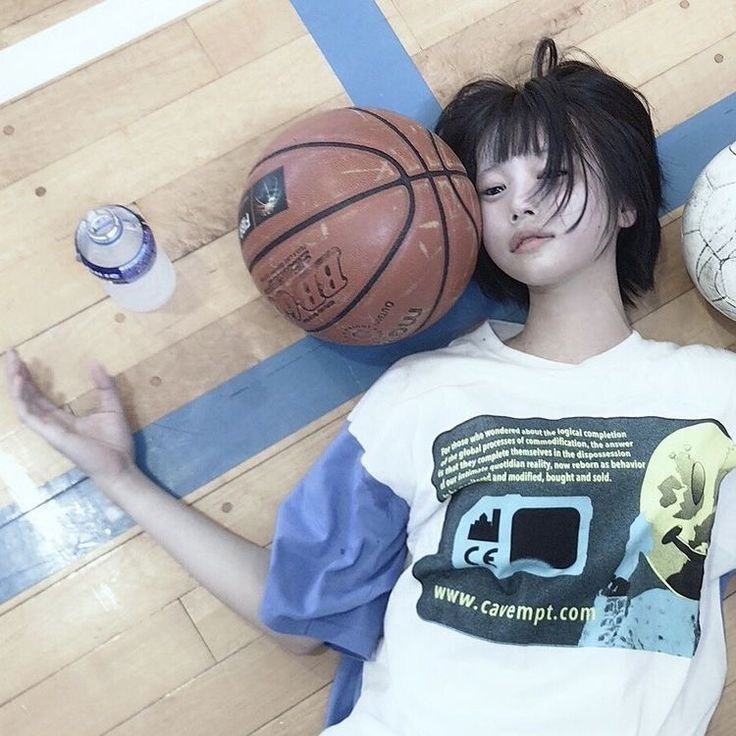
[681,141,736,320]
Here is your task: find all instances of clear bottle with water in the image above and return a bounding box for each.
[74,205,176,311]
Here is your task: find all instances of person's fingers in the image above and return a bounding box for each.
[15,376,78,449]
[4,348,20,394]
[6,350,36,388]
[5,350,35,416]
[90,361,126,415]
[6,351,72,426]
[17,359,33,384]
[89,360,113,389]
[22,371,61,417]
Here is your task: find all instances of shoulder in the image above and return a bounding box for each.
[635,335,736,425]
[637,333,736,372]
[344,322,501,497]
[351,321,496,413]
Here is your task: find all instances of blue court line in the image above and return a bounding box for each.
[657,94,736,211]
[1,0,735,603]
[290,0,443,128]
[136,284,521,496]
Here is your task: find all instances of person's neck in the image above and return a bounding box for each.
[503,276,632,365]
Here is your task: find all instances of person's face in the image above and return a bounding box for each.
[475,147,634,290]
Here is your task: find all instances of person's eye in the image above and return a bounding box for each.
[480,184,505,197]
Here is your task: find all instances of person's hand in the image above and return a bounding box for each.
[5,349,135,483]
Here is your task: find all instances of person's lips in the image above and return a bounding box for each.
[511,230,554,252]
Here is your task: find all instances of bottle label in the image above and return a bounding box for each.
[77,221,157,284]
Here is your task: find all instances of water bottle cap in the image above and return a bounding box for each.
[85,208,122,243]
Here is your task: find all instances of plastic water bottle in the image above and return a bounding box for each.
[74,205,176,311]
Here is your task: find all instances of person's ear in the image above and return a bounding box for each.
[618,202,636,228]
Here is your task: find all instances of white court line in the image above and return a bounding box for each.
[0,0,219,107]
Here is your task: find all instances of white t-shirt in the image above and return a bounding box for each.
[328,321,736,736]
[261,321,736,735]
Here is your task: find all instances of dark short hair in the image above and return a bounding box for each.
[435,38,663,309]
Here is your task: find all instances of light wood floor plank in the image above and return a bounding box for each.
[0,601,214,735]
[0,0,61,29]
[0,21,219,188]
[103,637,338,736]
[180,585,261,662]
[374,0,421,56]
[393,0,517,51]
[249,686,331,736]
[186,0,306,76]
[634,287,736,347]
[0,430,76,500]
[709,592,736,732]
[0,536,196,704]
[723,592,736,688]
[416,0,656,106]
[0,0,99,47]
[641,31,736,136]
[582,0,736,88]
[709,682,736,735]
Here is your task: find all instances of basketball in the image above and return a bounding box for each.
[237,107,481,345]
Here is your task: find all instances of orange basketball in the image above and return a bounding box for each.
[238,107,481,345]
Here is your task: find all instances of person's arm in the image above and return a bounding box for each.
[99,466,323,655]
[5,349,322,656]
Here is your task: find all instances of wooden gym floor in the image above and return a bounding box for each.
[0,0,735,733]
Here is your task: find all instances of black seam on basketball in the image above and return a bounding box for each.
[244,170,467,268]
[246,176,410,269]
[306,182,417,335]
[250,140,410,180]
[415,168,451,331]
[349,109,469,187]
[427,132,482,246]
[446,174,482,245]
[351,107,431,172]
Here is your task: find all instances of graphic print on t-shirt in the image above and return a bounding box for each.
[450,493,593,579]
[412,415,736,657]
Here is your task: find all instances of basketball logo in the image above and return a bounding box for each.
[254,173,285,219]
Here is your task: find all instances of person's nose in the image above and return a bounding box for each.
[510,206,536,223]
[509,177,539,223]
